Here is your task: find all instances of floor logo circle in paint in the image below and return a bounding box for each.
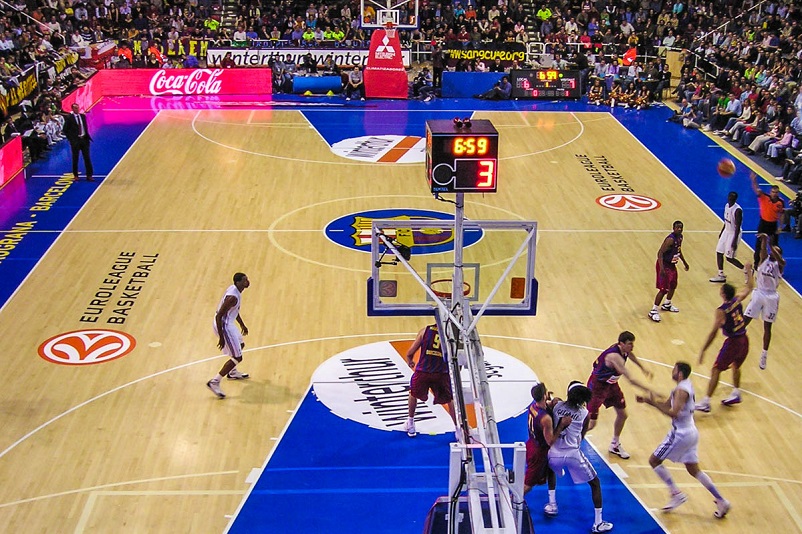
[596,194,661,212]
[331,135,425,163]
[311,341,538,434]
[325,209,483,254]
[38,329,137,365]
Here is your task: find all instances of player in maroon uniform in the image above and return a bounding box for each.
[696,264,754,412]
[404,324,457,437]
[587,331,654,459]
[524,383,560,516]
[649,221,690,322]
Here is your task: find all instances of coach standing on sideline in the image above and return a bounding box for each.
[63,103,94,181]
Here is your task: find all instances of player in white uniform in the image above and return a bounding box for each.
[709,191,745,283]
[743,234,785,369]
[548,382,613,533]
[637,362,730,519]
[206,273,251,398]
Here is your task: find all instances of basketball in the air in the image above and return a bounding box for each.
[717,158,736,178]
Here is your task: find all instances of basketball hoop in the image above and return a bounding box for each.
[430,279,471,299]
[384,22,396,39]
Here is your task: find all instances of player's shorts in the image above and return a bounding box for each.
[715,231,738,258]
[548,447,597,484]
[714,334,749,371]
[744,290,779,323]
[410,371,453,404]
[586,379,626,420]
[652,425,699,464]
[213,321,243,360]
[655,260,678,291]
[525,438,551,487]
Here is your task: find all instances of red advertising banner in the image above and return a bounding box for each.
[0,136,24,189]
[62,69,273,111]
[364,29,407,99]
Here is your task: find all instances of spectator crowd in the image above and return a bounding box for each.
[1,0,801,180]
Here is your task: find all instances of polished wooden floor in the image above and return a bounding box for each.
[0,109,800,533]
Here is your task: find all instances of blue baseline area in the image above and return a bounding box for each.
[230,389,664,534]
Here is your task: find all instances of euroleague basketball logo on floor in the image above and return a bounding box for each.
[311,341,538,434]
[330,135,425,163]
[596,194,661,212]
[325,209,483,253]
[38,329,136,365]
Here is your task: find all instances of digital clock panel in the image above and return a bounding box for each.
[426,120,499,194]
[509,69,582,99]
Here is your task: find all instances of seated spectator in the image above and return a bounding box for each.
[220,51,236,68]
[765,125,794,160]
[344,66,366,100]
[321,54,338,75]
[412,67,433,99]
[475,75,512,100]
[634,85,653,110]
[745,120,781,154]
[301,52,317,74]
[588,78,605,105]
[683,105,703,129]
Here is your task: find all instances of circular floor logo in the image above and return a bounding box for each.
[311,340,538,434]
[331,135,425,163]
[596,194,661,212]
[38,329,137,365]
[325,209,484,254]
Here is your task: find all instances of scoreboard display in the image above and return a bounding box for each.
[426,119,499,194]
[510,69,582,99]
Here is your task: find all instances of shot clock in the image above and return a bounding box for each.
[509,69,582,99]
[426,119,499,194]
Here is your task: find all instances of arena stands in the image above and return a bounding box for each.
[0,0,800,183]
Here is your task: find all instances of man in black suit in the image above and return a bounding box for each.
[62,103,93,181]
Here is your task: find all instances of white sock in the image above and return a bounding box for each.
[694,471,723,500]
[214,374,223,382]
[761,349,768,357]
[407,417,414,425]
[700,396,710,404]
[718,270,725,276]
[548,489,556,505]
[651,305,659,311]
[653,464,679,494]
[664,300,672,306]
[731,388,740,396]
[594,508,603,524]
[611,436,620,446]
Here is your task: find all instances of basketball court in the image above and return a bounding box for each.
[0,95,800,534]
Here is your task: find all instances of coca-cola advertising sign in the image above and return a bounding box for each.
[148,69,224,95]
[62,68,272,111]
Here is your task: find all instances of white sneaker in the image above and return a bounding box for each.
[648,310,661,322]
[695,401,711,412]
[591,520,613,533]
[721,392,741,406]
[360,97,365,101]
[227,369,250,380]
[206,380,225,399]
[661,303,679,312]
[662,492,688,511]
[404,420,417,437]
[714,498,731,518]
[759,352,767,370]
[544,502,558,516]
[609,443,630,459]
[709,274,726,283]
